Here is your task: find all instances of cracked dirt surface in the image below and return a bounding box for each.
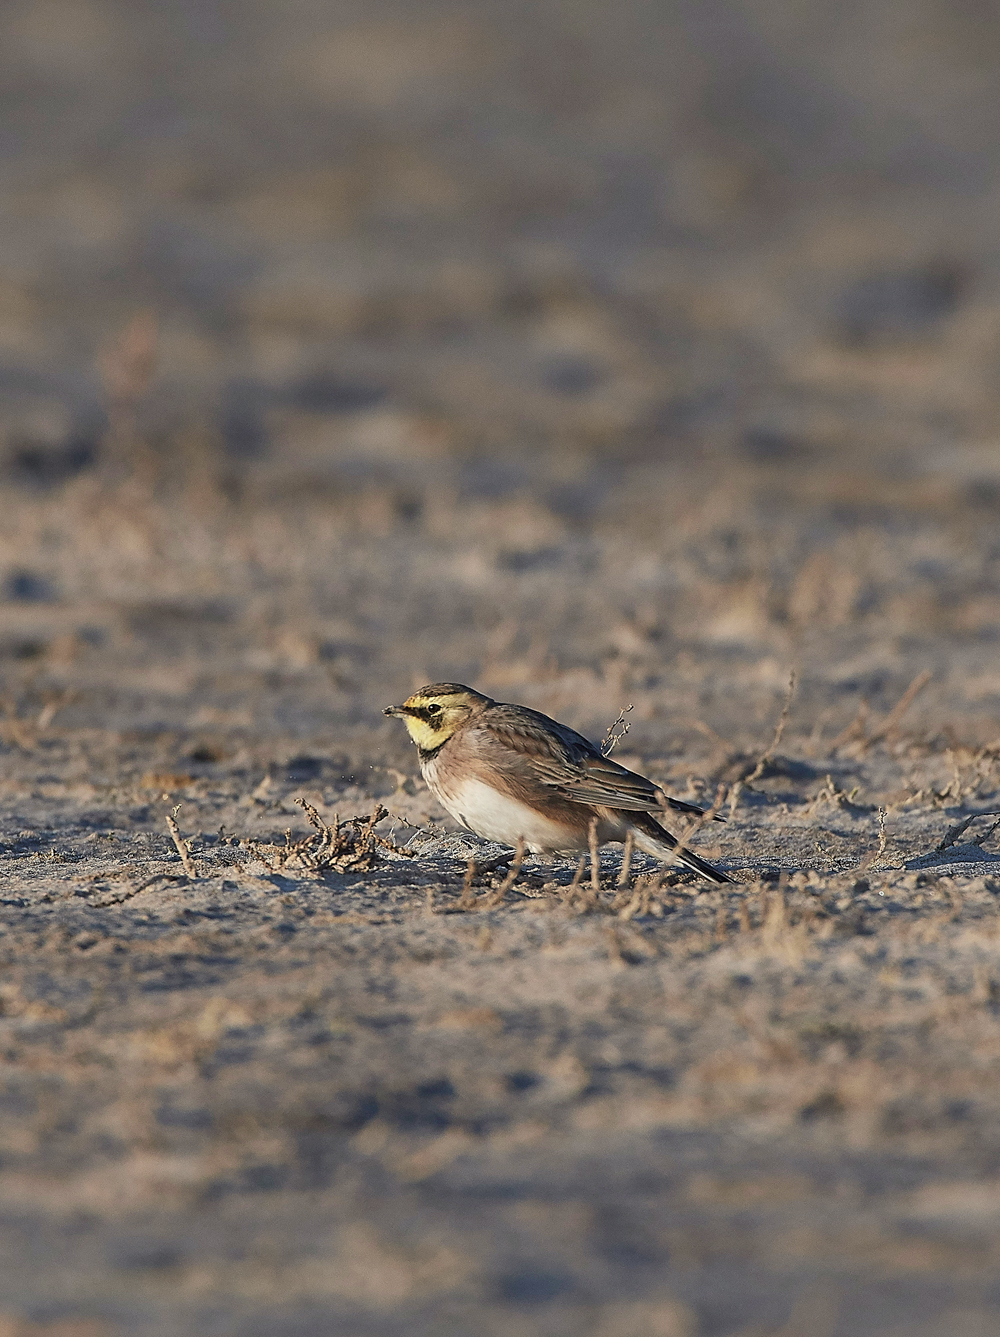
[5,481,1000,1337]
[6,1,1000,1333]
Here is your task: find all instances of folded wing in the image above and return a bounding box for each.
[479,707,714,817]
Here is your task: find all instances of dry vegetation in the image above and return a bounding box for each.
[4,401,1000,1337]
[5,0,1000,1333]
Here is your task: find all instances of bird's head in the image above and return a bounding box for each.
[383,683,491,753]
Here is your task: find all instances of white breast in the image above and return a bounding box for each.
[424,772,584,854]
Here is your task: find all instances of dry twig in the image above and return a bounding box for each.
[857,807,889,873]
[742,667,798,790]
[616,873,663,920]
[763,884,787,944]
[36,689,77,732]
[459,859,478,910]
[617,829,634,888]
[673,782,728,878]
[244,801,408,875]
[561,855,587,908]
[854,669,932,755]
[715,901,728,941]
[829,700,870,753]
[601,704,633,757]
[484,836,525,908]
[589,817,601,897]
[166,805,198,878]
[92,872,189,908]
[605,926,626,967]
[935,811,1000,853]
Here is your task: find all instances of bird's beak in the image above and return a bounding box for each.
[383,705,407,717]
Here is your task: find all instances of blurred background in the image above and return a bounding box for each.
[4,0,1000,736]
[7,8,1000,1334]
[6,0,1000,484]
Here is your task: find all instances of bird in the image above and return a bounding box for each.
[384,683,730,883]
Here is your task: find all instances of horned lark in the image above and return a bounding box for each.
[384,683,730,883]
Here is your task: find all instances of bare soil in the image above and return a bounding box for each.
[4,2,1000,1334]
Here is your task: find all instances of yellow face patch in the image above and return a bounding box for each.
[384,687,483,753]
[400,710,453,752]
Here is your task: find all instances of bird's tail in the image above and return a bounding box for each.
[629,811,731,885]
[662,795,726,822]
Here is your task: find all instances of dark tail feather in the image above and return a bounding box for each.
[662,795,726,823]
[629,812,731,885]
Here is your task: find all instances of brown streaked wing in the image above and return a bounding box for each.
[478,705,591,763]
[542,755,717,820]
[539,752,669,812]
[477,706,670,813]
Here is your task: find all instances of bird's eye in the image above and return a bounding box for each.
[426,703,442,716]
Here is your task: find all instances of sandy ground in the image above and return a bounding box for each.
[5,1,1000,1333]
